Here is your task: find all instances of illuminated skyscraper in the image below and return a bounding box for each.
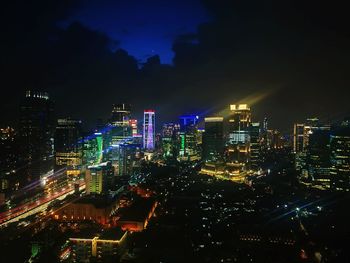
[143,110,155,150]
[294,118,330,178]
[109,104,132,145]
[293,123,305,153]
[118,143,141,176]
[250,122,261,170]
[178,115,200,161]
[330,120,350,191]
[104,104,132,162]
[303,118,320,150]
[161,123,180,160]
[226,104,251,172]
[85,161,114,195]
[54,118,82,176]
[129,119,138,137]
[202,117,224,162]
[19,90,55,182]
[83,132,103,166]
[110,104,131,126]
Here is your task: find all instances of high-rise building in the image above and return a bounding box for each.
[303,118,320,150]
[19,91,55,182]
[104,104,133,162]
[110,104,131,126]
[250,122,261,171]
[161,123,180,160]
[84,132,104,165]
[226,104,251,172]
[306,126,331,189]
[118,142,141,176]
[109,104,132,146]
[143,110,155,150]
[129,119,138,137]
[178,115,200,161]
[202,117,224,162]
[330,120,350,191]
[85,161,114,195]
[293,123,305,153]
[0,127,18,195]
[54,118,82,177]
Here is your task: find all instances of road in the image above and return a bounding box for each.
[0,182,85,227]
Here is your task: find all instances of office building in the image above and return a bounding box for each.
[110,103,131,126]
[129,119,138,137]
[307,126,331,189]
[202,117,224,162]
[143,110,155,150]
[19,90,55,182]
[85,161,114,194]
[226,104,251,173]
[54,118,82,176]
[0,127,18,197]
[178,115,200,161]
[161,123,180,160]
[117,142,141,176]
[83,132,104,166]
[293,123,305,153]
[250,122,261,171]
[330,120,350,191]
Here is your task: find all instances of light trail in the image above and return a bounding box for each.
[0,182,85,226]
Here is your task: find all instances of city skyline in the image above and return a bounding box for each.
[1,1,350,131]
[1,1,349,263]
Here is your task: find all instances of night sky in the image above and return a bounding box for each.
[1,0,350,132]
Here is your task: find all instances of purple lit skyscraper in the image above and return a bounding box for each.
[143,110,155,150]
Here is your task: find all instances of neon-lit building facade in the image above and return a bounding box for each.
[85,161,114,194]
[143,110,155,150]
[178,115,200,161]
[161,123,180,160]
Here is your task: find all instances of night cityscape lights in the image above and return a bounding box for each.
[1,1,350,262]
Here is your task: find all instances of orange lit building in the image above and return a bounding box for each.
[116,198,157,232]
[52,196,117,225]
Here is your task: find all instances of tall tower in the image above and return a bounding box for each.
[19,90,55,181]
[143,110,155,150]
[250,122,261,170]
[178,115,200,161]
[54,118,82,176]
[330,120,350,191]
[203,117,224,162]
[110,103,131,126]
[161,123,180,160]
[105,104,132,162]
[226,104,251,170]
[293,123,305,153]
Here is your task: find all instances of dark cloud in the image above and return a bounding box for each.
[1,0,349,132]
[170,0,350,131]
